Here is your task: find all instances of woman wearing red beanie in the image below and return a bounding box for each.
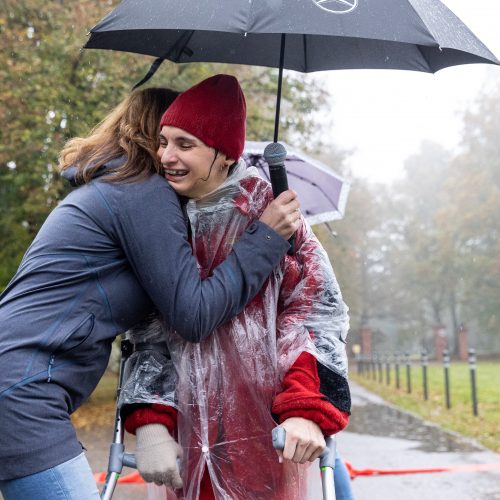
[120,75,351,500]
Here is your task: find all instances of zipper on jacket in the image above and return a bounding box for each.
[47,355,55,382]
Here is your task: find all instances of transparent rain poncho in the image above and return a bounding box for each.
[120,161,349,499]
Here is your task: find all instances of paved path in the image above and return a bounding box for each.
[77,381,500,499]
[339,382,500,500]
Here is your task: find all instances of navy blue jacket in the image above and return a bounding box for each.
[0,165,288,479]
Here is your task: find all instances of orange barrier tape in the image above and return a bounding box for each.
[94,472,107,483]
[344,461,500,480]
[95,461,500,485]
[94,471,144,484]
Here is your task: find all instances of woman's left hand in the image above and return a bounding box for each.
[276,417,326,464]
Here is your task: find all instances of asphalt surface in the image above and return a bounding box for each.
[75,382,500,499]
[339,383,500,500]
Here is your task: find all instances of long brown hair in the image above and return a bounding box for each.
[59,88,179,184]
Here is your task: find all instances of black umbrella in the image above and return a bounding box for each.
[85,0,499,141]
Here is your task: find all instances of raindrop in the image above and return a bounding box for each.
[60,118,67,129]
[7,161,16,170]
[46,110,56,124]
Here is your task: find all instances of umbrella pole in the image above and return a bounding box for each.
[273,33,286,143]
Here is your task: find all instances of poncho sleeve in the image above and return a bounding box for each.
[117,315,178,422]
[273,216,351,416]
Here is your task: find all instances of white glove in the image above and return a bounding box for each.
[135,424,183,489]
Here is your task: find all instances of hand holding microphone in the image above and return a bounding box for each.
[259,189,300,241]
[263,142,297,254]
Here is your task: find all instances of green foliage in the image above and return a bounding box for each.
[0,0,330,289]
[437,86,500,345]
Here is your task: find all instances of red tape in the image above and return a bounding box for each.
[94,471,144,484]
[94,461,500,485]
[344,461,500,479]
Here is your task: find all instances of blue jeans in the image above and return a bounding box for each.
[0,452,100,500]
[335,455,355,500]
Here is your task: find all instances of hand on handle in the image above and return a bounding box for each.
[272,424,336,468]
[272,417,325,464]
[135,424,183,489]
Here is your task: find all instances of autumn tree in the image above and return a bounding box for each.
[0,0,329,289]
[437,83,500,350]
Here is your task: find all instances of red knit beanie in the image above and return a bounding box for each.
[160,74,246,160]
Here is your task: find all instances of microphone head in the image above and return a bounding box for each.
[263,142,287,166]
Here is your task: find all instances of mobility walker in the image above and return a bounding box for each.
[100,338,337,500]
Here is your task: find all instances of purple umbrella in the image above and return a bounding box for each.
[244,141,350,225]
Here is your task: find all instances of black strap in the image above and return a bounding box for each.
[131,30,195,90]
[132,58,165,89]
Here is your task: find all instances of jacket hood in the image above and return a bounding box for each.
[61,156,125,187]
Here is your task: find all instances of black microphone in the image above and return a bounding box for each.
[263,142,295,255]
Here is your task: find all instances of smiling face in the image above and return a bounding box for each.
[157,126,234,199]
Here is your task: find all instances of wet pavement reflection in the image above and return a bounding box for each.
[347,399,482,453]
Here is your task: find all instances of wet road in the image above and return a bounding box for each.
[77,381,500,499]
[339,383,500,500]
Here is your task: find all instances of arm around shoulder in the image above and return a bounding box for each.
[113,176,289,342]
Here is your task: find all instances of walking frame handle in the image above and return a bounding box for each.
[272,427,336,500]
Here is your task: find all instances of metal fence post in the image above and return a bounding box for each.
[377,353,383,383]
[405,352,412,394]
[468,348,478,416]
[385,354,391,385]
[421,350,428,401]
[395,352,400,390]
[443,349,451,409]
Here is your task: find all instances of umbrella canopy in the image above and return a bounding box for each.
[84,0,499,209]
[244,141,350,225]
[86,0,499,73]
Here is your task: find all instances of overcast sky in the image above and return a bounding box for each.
[315,0,500,183]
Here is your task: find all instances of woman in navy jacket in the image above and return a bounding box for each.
[0,87,300,500]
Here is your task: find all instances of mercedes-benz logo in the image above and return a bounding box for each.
[312,0,358,14]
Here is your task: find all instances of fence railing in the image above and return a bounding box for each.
[356,349,479,416]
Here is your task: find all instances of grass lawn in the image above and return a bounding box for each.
[350,361,500,452]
